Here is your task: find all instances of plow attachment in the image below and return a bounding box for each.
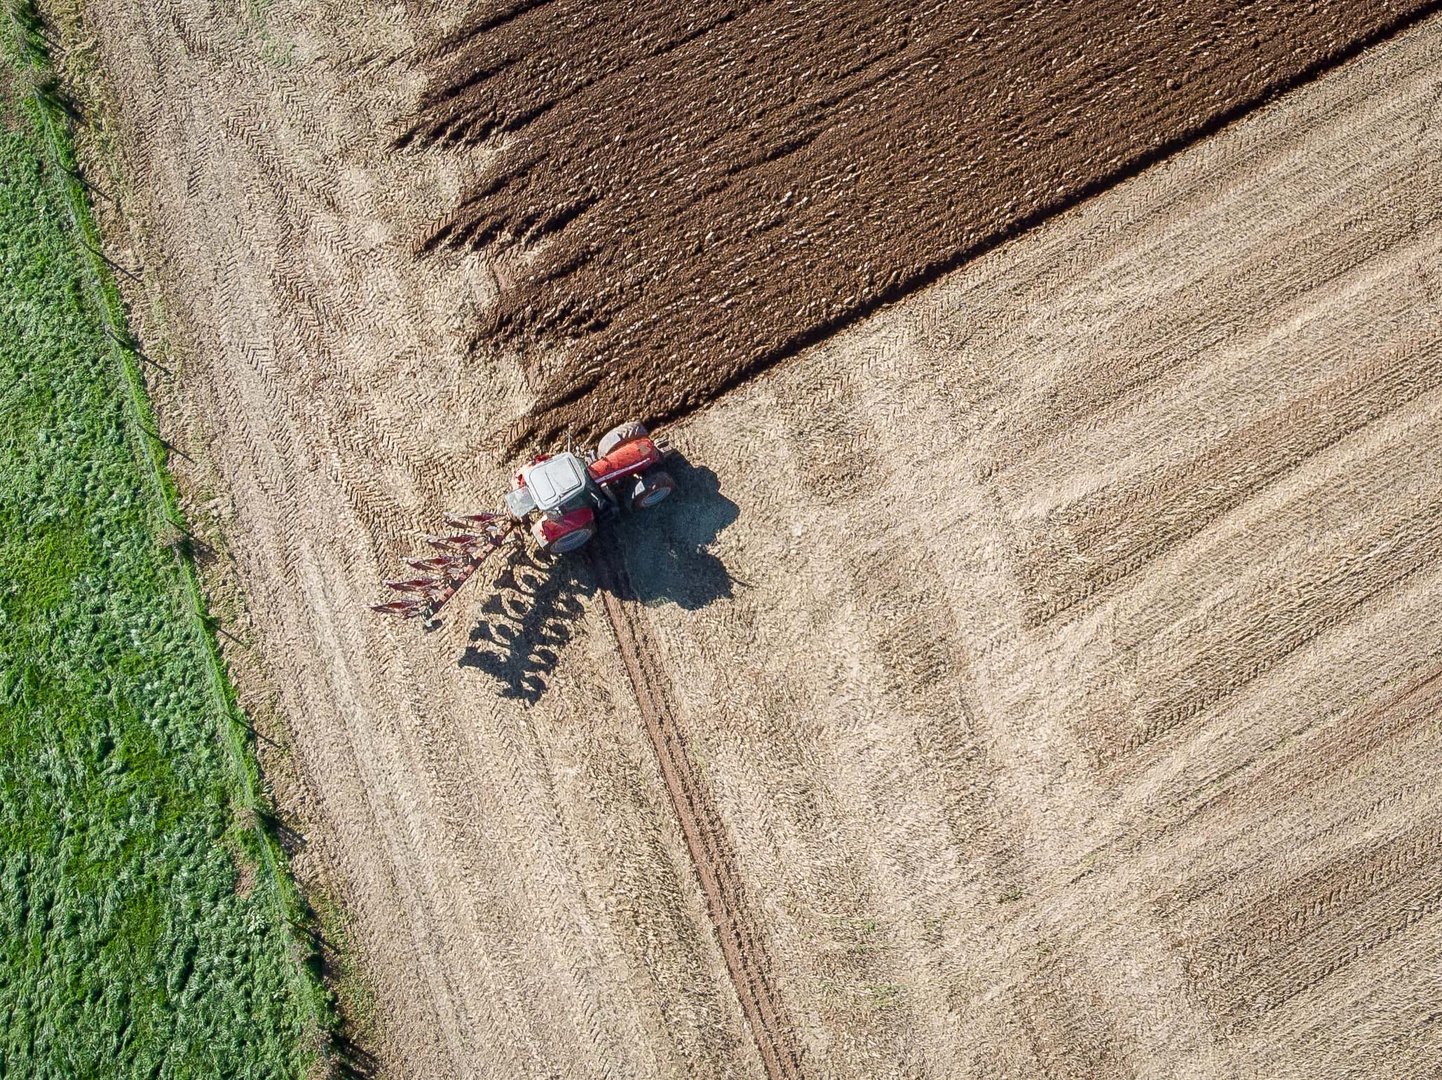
[372,512,518,620]
[372,419,673,623]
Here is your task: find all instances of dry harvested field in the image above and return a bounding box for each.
[59,0,1442,1077]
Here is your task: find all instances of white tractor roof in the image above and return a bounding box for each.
[526,453,590,511]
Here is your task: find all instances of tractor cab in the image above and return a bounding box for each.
[505,452,602,520]
[500,423,675,556]
[524,452,595,515]
[506,451,607,556]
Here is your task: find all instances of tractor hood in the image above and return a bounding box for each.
[526,453,590,512]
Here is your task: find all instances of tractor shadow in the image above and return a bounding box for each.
[611,454,741,610]
[457,550,591,704]
[458,452,739,703]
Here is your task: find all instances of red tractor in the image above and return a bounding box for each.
[372,420,674,620]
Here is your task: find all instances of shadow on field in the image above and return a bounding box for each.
[332,1028,380,1079]
[615,455,741,610]
[286,896,380,1078]
[458,549,591,704]
[458,451,739,703]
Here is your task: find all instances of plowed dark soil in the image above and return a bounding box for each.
[404,0,1437,447]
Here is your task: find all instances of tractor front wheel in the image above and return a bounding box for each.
[628,469,675,510]
[597,420,648,458]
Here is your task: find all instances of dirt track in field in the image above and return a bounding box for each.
[64,0,1442,1075]
[404,0,1439,447]
[591,543,803,1077]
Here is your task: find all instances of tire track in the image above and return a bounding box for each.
[1016,326,1442,629]
[1181,818,1442,1030]
[590,542,805,1080]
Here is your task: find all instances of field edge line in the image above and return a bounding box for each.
[0,1,342,1070]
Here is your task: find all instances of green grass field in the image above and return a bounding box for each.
[0,18,329,1079]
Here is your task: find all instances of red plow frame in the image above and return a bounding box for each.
[371,512,519,620]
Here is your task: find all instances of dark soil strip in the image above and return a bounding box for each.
[404,2,1440,447]
[589,543,805,1079]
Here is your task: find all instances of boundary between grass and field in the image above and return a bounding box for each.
[0,0,339,1069]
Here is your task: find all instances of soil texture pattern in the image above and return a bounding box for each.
[406,0,1439,445]
[591,541,804,1078]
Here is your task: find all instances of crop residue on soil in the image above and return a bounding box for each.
[403,0,1437,446]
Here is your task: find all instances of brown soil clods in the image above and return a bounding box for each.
[405,0,1436,446]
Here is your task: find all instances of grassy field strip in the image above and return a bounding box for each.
[0,4,331,1075]
[6,0,309,978]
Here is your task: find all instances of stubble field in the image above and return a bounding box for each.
[53,0,1442,1077]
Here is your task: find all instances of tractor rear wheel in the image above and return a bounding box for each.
[597,420,648,458]
[629,469,675,510]
[540,524,595,554]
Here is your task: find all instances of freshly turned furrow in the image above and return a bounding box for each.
[590,544,805,1080]
[404,0,1441,447]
